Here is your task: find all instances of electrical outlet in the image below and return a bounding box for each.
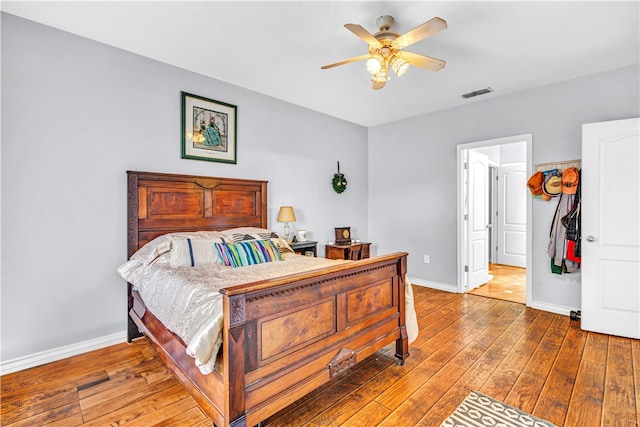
[423,255,430,264]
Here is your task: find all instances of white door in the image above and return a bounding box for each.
[489,165,499,263]
[497,163,527,267]
[582,117,639,339]
[467,150,490,290]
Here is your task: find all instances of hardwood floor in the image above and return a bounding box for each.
[2,286,638,426]
[468,263,526,304]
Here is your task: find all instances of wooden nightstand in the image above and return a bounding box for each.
[325,242,371,260]
[289,241,317,257]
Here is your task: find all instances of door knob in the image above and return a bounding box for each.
[586,235,596,243]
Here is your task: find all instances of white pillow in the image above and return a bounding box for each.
[170,237,223,267]
[117,258,145,284]
[129,231,226,265]
[129,235,172,266]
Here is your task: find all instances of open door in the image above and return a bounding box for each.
[466,150,490,291]
[581,117,639,339]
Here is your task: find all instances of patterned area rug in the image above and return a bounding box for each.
[441,390,557,427]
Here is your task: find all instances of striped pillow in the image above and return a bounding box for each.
[228,232,279,243]
[214,240,282,268]
[227,232,293,255]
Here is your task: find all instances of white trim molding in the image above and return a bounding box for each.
[1,331,127,375]
[409,277,459,293]
[410,276,577,317]
[456,133,533,306]
[528,300,578,317]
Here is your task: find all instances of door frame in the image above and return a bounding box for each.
[456,133,533,306]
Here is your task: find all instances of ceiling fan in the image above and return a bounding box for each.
[321,15,447,90]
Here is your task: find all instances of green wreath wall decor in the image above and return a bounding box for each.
[332,161,347,194]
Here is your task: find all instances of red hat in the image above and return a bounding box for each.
[562,167,579,194]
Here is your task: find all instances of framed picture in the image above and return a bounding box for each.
[181,91,237,164]
[334,227,351,245]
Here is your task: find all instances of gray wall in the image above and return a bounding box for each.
[475,141,527,165]
[1,14,368,361]
[500,142,526,164]
[368,64,639,309]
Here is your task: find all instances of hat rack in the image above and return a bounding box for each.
[534,158,581,173]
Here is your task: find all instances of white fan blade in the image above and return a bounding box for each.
[394,17,447,48]
[321,54,370,70]
[396,50,446,72]
[344,23,382,47]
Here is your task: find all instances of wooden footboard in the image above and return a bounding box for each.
[221,252,408,426]
[129,252,408,427]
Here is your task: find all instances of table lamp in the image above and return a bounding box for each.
[277,206,296,243]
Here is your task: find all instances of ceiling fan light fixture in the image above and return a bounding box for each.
[371,64,388,85]
[365,54,383,75]
[320,14,447,90]
[391,56,410,77]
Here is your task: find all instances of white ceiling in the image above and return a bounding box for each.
[3,1,639,127]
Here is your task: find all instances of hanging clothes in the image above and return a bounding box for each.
[548,193,580,273]
[547,167,582,274]
[566,240,581,263]
[561,169,582,260]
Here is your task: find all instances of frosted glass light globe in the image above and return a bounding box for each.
[365,56,382,75]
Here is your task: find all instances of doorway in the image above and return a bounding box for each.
[456,134,532,305]
[468,263,526,303]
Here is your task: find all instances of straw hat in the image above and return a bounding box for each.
[542,173,562,201]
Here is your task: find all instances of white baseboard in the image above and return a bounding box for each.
[409,277,459,293]
[1,331,127,375]
[409,276,577,317]
[528,300,578,317]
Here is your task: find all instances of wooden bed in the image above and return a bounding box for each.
[126,171,409,427]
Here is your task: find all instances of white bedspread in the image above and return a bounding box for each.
[120,253,419,374]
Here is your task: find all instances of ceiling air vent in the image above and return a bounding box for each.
[461,87,493,99]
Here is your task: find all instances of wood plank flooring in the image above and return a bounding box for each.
[468,263,526,304]
[2,286,638,426]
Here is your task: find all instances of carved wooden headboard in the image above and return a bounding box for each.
[127,171,268,258]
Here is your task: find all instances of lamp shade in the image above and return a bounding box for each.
[277,206,296,223]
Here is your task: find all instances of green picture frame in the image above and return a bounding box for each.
[181,91,237,164]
